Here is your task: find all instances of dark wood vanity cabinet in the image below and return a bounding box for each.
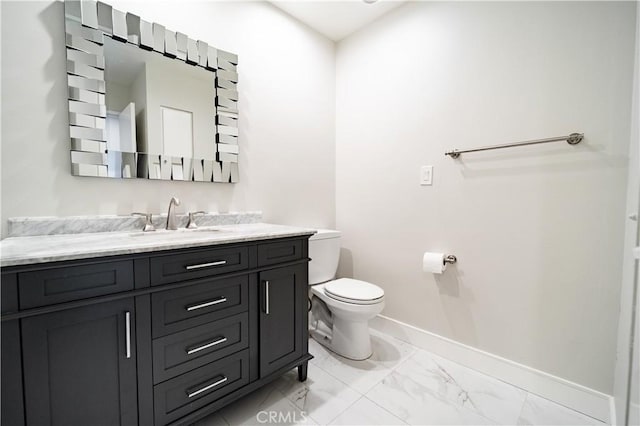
[0,235,312,426]
[259,264,308,379]
[21,299,139,426]
[1,319,24,426]
[1,273,24,426]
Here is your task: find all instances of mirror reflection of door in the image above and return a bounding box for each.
[161,106,194,181]
[118,103,136,153]
[106,102,136,177]
[161,106,194,158]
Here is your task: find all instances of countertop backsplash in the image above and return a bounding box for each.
[7,212,263,237]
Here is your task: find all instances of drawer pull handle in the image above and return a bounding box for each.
[125,311,131,359]
[186,297,227,311]
[186,337,228,355]
[187,376,228,398]
[185,260,227,270]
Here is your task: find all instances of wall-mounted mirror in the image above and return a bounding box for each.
[64,0,239,183]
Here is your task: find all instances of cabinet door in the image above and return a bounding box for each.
[1,273,24,426]
[259,264,307,378]
[22,298,138,426]
[2,320,24,426]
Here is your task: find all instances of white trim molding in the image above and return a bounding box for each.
[609,396,617,426]
[370,315,612,424]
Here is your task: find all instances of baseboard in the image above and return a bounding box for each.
[609,396,617,426]
[370,314,612,423]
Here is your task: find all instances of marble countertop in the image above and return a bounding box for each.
[0,223,316,267]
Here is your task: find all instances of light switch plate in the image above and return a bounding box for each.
[420,165,433,185]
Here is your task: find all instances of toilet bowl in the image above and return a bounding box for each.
[308,230,385,360]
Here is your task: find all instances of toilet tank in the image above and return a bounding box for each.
[308,229,341,285]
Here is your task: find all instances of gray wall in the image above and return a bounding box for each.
[335,1,636,393]
[0,0,336,236]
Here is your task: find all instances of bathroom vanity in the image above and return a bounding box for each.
[0,223,314,425]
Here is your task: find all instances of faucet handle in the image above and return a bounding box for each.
[186,211,206,229]
[132,212,155,232]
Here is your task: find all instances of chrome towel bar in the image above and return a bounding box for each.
[445,132,584,159]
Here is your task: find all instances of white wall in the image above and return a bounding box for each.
[614,2,640,423]
[336,1,636,393]
[0,0,336,237]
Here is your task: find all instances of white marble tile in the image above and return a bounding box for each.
[400,350,527,424]
[193,410,229,426]
[308,330,417,394]
[366,368,495,425]
[517,393,604,426]
[212,381,316,426]
[329,396,407,425]
[275,363,362,425]
[308,334,332,366]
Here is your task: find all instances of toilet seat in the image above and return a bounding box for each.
[324,278,384,305]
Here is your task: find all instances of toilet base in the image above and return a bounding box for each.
[310,317,373,361]
[309,282,385,361]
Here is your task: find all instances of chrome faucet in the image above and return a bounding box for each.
[166,197,181,230]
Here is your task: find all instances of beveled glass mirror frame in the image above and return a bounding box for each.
[64,0,239,183]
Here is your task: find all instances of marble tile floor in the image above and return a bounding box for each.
[194,330,604,426]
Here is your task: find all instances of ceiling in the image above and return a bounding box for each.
[269,1,407,42]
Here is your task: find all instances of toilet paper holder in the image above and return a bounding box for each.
[444,254,457,265]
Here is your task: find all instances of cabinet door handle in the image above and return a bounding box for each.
[125,311,131,359]
[186,337,228,355]
[186,376,228,398]
[186,297,227,311]
[185,260,227,270]
[264,280,270,315]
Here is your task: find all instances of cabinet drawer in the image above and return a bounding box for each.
[152,275,248,338]
[154,350,249,425]
[150,246,249,286]
[19,260,134,309]
[152,312,248,384]
[257,239,302,267]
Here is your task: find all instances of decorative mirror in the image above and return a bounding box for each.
[64,0,239,183]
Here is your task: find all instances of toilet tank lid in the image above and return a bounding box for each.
[309,229,341,241]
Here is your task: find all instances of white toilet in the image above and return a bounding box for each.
[308,229,385,360]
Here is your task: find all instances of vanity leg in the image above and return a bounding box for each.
[297,362,308,382]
